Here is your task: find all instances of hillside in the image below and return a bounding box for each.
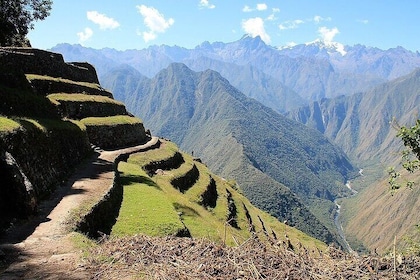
[1,47,419,279]
[0,48,329,278]
[287,68,420,253]
[340,171,420,254]
[287,68,420,165]
[103,62,359,245]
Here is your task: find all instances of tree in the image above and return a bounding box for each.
[0,0,52,47]
[388,119,420,191]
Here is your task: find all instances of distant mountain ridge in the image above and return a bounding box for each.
[52,36,420,113]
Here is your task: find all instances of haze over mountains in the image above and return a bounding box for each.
[51,36,420,252]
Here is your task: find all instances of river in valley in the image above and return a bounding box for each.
[333,178,359,255]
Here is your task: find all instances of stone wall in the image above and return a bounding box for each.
[76,160,123,238]
[199,176,218,208]
[0,120,91,230]
[0,48,99,84]
[171,164,199,193]
[84,122,149,150]
[55,100,127,120]
[143,151,184,176]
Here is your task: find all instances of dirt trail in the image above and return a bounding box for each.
[0,137,159,280]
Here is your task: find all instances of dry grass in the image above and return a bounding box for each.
[85,234,420,279]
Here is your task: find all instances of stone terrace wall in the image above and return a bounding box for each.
[0,121,91,229]
[84,122,149,150]
[0,48,99,84]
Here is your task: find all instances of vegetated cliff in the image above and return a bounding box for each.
[0,48,149,231]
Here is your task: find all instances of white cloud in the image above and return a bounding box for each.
[313,15,331,23]
[136,5,174,42]
[279,19,304,30]
[318,26,339,43]
[267,8,280,21]
[243,5,253,12]
[257,3,268,11]
[87,11,120,30]
[243,4,269,12]
[357,19,369,24]
[77,27,93,43]
[242,17,271,43]
[199,0,215,9]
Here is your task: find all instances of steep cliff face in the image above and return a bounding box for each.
[0,48,148,231]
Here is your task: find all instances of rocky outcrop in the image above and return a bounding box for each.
[0,150,37,229]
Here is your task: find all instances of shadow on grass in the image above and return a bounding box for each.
[119,174,161,190]
[172,202,200,218]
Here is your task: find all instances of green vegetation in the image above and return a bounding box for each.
[81,115,142,127]
[48,93,124,105]
[389,119,420,191]
[0,116,85,135]
[0,116,21,133]
[113,139,326,250]
[112,162,186,236]
[0,0,52,46]
[129,141,179,167]
[26,74,103,90]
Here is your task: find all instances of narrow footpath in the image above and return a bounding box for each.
[0,137,159,280]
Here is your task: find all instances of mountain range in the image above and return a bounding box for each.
[51,36,420,253]
[52,35,420,113]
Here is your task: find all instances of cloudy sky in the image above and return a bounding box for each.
[28,0,420,51]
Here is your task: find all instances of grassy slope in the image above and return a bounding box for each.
[47,93,124,105]
[81,115,142,126]
[113,140,325,249]
[26,74,103,90]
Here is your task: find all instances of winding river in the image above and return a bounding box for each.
[333,179,359,255]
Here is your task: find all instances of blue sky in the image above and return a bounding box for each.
[27,0,420,51]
